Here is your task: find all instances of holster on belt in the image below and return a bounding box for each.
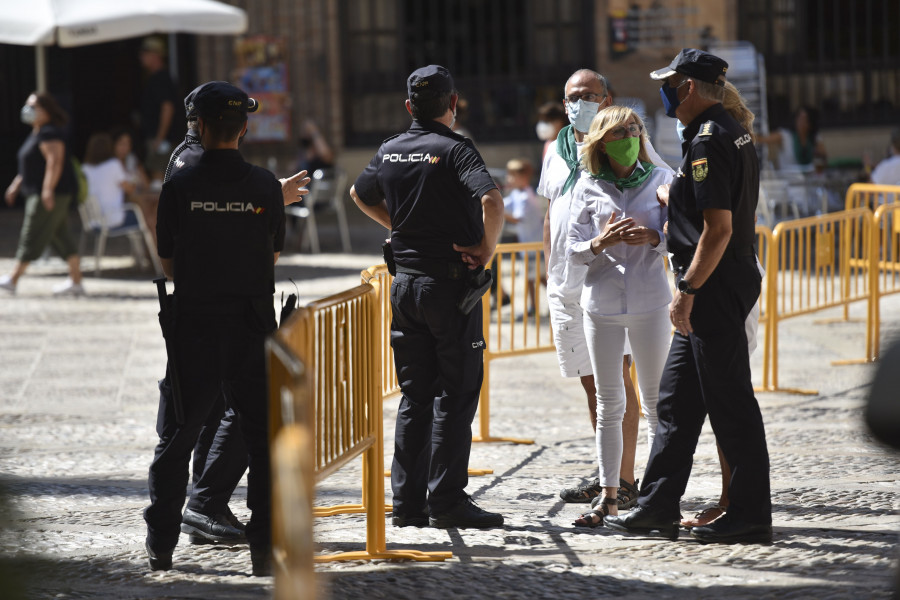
[382,240,396,276]
[456,266,493,315]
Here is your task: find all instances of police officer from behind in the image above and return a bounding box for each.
[605,49,772,544]
[350,65,505,529]
[145,81,285,576]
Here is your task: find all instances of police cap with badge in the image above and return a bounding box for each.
[650,48,728,87]
[407,64,455,98]
[187,81,260,121]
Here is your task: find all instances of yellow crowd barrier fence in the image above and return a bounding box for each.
[270,279,450,565]
[763,207,875,394]
[872,204,900,358]
[844,182,900,212]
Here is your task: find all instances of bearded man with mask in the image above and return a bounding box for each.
[539,69,667,510]
[604,49,771,544]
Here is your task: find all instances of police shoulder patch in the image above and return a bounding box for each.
[698,122,714,137]
[691,157,708,182]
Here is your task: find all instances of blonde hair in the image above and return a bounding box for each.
[722,81,755,138]
[581,105,650,175]
[506,158,533,178]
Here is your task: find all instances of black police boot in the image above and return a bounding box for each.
[145,538,173,571]
[181,507,247,544]
[428,496,504,529]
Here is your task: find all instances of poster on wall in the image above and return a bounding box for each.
[233,36,291,142]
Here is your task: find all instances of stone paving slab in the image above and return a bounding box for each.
[0,250,898,599]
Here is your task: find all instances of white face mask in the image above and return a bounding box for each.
[566,98,601,133]
[676,119,687,143]
[535,121,556,141]
[20,104,36,125]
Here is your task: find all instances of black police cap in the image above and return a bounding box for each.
[188,81,260,121]
[407,65,454,98]
[650,48,728,87]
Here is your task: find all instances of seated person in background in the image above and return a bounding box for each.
[757,106,827,174]
[503,158,547,316]
[111,128,150,193]
[295,119,334,177]
[82,132,136,228]
[871,128,900,186]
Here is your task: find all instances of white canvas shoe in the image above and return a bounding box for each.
[52,279,86,297]
[0,275,15,294]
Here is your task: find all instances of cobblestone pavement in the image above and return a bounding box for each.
[0,240,898,599]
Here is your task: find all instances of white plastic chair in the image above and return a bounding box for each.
[285,168,351,253]
[77,195,163,276]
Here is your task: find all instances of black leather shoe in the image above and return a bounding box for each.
[603,505,680,540]
[391,511,429,528]
[181,508,247,545]
[690,515,773,544]
[250,546,272,577]
[429,496,504,529]
[145,539,172,571]
[223,506,247,532]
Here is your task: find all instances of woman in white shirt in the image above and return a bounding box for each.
[83,132,136,228]
[567,106,674,527]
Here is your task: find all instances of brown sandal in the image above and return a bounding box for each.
[680,505,726,529]
[573,496,617,528]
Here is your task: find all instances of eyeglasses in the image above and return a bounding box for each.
[608,123,643,140]
[564,93,607,104]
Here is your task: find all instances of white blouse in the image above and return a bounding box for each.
[567,164,673,316]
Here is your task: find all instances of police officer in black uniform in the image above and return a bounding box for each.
[605,49,772,544]
[145,81,285,576]
[350,65,506,529]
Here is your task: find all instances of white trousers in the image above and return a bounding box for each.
[583,305,671,488]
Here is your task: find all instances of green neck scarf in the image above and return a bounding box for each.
[556,124,580,195]
[590,160,656,190]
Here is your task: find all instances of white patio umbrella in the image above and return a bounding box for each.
[0,0,247,90]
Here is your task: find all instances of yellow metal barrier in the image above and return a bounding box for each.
[872,204,900,358]
[267,336,315,598]
[755,225,775,392]
[477,241,553,444]
[764,208,875,394]
[273,280,450,563]
[844,182,900,212]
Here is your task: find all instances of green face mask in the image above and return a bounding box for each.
[604,136,640,167]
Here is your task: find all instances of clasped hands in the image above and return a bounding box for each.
[591,211,659,254]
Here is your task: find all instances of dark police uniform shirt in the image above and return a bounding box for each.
[667,103,759,261]
[156,149,285,300]
[353,119,497,271]
[163,131,204,184]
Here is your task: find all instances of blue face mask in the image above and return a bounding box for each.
[659,80,687,118]
[676,120,686,143]
[566,98,602,133]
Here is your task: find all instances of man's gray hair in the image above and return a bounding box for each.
[565,69,610,96]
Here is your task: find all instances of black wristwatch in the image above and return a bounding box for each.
[677,278,699,295]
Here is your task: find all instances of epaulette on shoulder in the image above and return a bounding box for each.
[383,132,402,143]
[697,121,715,137]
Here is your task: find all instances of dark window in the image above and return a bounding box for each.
[341,0,594,146]
[739,0,900,128]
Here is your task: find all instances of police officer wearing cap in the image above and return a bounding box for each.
[144,81,285,576]
[350,65,505,529]
[605,49,771,544]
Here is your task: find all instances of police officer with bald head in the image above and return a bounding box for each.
[605,49,771,544]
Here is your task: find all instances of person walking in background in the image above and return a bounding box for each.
[1,92,84,296]
[144,82,285,576]
[503,158,546,317]
[567,105,674,527]
[350,64,505,530]
[605,48,771,544]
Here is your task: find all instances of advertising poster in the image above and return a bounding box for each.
[233,36,291,142]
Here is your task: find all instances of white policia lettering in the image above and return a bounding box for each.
[190,201,258,213]
[734,133,752,149]
[382,153,442,164]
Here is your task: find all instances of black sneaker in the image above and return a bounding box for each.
[145,539,172,571]
[559,477,602,503]
[429,496,504,529]
[181,508,247,545]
